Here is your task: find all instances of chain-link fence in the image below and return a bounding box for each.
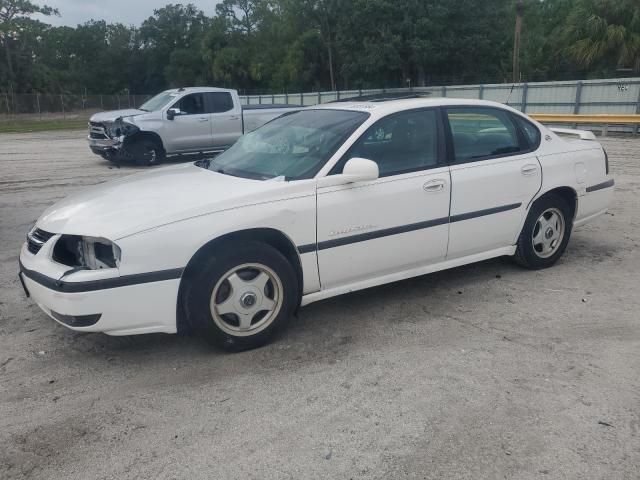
[2,77,639,123]
[0,94,153,121]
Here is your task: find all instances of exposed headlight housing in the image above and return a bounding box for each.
[53,235,121,269]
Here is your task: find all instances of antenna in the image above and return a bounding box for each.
[505,82,516,107]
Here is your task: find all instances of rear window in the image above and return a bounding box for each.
[512,114,541,149]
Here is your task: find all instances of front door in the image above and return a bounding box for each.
[165,93,213,153]
[445,106,543,258]
[316,108,451,290]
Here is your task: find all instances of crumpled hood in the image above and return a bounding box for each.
[90,109,146,123]
[36,164,291,240]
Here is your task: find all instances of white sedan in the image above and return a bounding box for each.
[19,98,614,350]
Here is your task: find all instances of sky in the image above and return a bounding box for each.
[36,0,219,27]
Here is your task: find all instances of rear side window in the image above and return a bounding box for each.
[333,109,440,177]
[206,92,234,113]
[446,107,522,163]
[512,114,541,149]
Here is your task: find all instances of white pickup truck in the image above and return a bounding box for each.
[88,87,300,165]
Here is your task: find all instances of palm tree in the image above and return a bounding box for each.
[562,0,640,73]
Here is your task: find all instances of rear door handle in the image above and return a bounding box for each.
[521,164,539,176]
[423,179,446,192]
[198,117,209,122]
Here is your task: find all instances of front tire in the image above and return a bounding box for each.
[130,137,164,166]
[514,193,573,269]
[183,242,298,351]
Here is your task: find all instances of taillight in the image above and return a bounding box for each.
[603,148,609,174]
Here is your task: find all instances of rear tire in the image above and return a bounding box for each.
[183,241,298,351]
[514,193,573,269]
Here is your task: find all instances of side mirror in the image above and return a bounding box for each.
[166,108,181,120]
[317,158,379,187]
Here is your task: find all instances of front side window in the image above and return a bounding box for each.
[447,107,522,163]
[333,109,439,177]
[173,93,206,115]
[206,92,234,113]
[197,109,369,180]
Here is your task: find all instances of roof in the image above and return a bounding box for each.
[311,97,523,118]
[163,86,236,94]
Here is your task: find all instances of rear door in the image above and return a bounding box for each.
[205,92,242,150]
[445,106,542,258]
[165,93,213,152]
[316,108,451,289]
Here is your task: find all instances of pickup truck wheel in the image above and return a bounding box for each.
[514,193,572,269]
[183,241,298,351]
[132,138,164,166]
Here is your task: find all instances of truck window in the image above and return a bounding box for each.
[174,93,206,115]
[205,92,234,113]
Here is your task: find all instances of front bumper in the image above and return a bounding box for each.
[88,136,121,151]
[19,241,180,336]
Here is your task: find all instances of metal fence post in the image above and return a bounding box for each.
[442,86,447,97]
[479,84,484,99]
[4,93,10,117]
[36,94,41,119]
[574,81,583,114]
[60,94,65,119]
[300,92,304,104]
[337,90,341,101]
[285,92,289,104]
[521,83,529,113]
[259,95,262,104]
[635,85,640,135]
[317,91,321,105]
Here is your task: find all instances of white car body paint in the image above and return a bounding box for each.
[20,98,614,336]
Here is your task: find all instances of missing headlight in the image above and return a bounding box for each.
[53,235,121,269]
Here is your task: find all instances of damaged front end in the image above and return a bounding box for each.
[88,117,140,161]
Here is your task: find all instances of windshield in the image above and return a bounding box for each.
[139,91,180,112]
[197,109,369,180]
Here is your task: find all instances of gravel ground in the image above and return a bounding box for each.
[0,130,638,480]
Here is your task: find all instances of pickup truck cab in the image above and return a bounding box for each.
[88,87,300,165]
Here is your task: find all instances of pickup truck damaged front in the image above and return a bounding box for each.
[88,117,140,160]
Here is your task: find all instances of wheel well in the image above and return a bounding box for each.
[539,187,578,221]
[176,228,304,335]
[125,131,165,154]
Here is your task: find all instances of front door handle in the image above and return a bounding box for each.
[229,116,240,121]
[423,179,446,192]
[198,117,209,122]
[521,164,539,176]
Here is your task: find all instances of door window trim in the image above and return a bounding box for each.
[169,92,206,116]
[329,107,447,178]
[442,105,533,165]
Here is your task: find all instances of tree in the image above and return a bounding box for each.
[0,0,57,88]
[561,0,640,75]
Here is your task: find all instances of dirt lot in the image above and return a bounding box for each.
[0,130,638,479]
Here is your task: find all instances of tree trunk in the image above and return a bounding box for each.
[512,14,522,83]
[3,38,14,81]
[327,41,335,91]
